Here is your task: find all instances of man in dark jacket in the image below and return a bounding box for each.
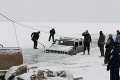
[107,42,120,80]
[98,31,105,57]
[115,30,120,43]
[48,28,55,42]
[82,30,92,55]
[31,31,40,49]
[104,34,114,64]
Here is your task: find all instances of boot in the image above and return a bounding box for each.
[34,46,38,49]
[83,51,85,55]
[88,51,90,55]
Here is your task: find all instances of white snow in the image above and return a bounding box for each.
[2,39,110,80]
[7,45,109,80]
[1,22,117,80]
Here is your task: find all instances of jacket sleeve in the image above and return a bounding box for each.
[106,39,111,45]
[31,33,33,38]
[115,34,120,42]
[107,51,117,69]
[102,35,105,42]
[54,30,55,34]
[82,32,85,36]
[89,34,92,42]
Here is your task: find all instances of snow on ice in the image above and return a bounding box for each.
[0,22,117,80]
[5,45,110,80]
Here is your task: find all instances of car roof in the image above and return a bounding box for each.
[57,37,83,41]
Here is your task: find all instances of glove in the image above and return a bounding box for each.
[107,67,109,71]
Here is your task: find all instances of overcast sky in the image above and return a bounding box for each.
[0,0,120,22]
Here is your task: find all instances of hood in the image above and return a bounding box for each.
[46,44,73,52]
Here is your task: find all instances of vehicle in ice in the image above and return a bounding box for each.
[46,37,84,55]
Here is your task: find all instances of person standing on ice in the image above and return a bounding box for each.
[82,30,92,55]
[104,34,114,64]
[98,31,105,57]
[31,31,40,49]
[115,30,120,43]
[107,42,120,80]
[48,28,55,42]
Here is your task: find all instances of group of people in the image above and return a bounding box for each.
[82,30,120,80]
[82,30,106,56]
[31,29,120,80]
[31,28,55,49]
[106,30,120,80]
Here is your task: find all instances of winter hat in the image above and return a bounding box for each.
[85,30,88,32]
[100,31,102,33]
[108,34,112,37]
[116,30,119,33]
[100,31,103,35]
[38,31,40,33]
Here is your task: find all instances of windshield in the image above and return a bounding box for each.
[54,39,74,46]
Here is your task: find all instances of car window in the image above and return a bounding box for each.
[55,40,74,46]
[75,42,78,47]
[79,41,82,46]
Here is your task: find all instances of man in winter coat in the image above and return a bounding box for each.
[104,34,114,64]
[107,42,120,80]
[82,30,92,55]
[98,31,105,57]
[115,30,120,43]
[48,28,55,42]
[31,31,40,49]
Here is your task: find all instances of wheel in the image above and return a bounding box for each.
[68,51,74,55]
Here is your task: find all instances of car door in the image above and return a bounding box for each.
[74,41,81,52]
[78,41,84,52]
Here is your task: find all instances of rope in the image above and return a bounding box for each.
[0,23,55,28]
[0,44,3,47]
[0,13,14,22]
[13,22,20,47]
[30,26,55,28]
[37,41,46,49]
[32,38,46,49]
[14,22,62,37]
[0,13,62,37]
[0,13,66,49]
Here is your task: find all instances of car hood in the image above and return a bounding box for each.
[46,45,73,52]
